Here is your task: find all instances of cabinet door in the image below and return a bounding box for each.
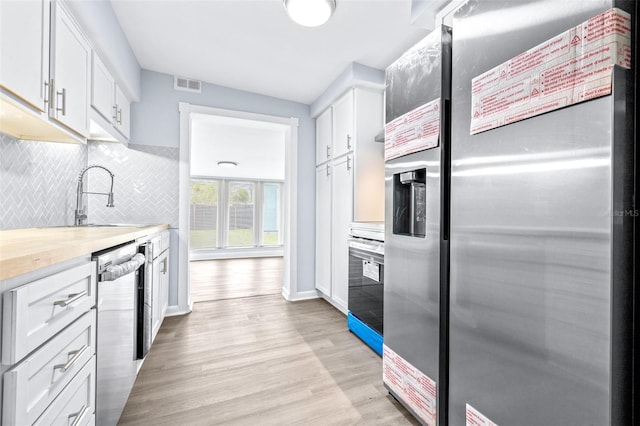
[315,164,332,295]
[331,155,353,312]
[90,52,115,123]
[2,311,95,426]
[0,0,50,112]
[352,88,385,222]
[332,90,354,158]
[316,107,332,165]
[159,250,169,326]
[50,2,90,137]
[33,356,95,426]
[150,248,168,343]
[114,84,131,139]
[151,255,161,342]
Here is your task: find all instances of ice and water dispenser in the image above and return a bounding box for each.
[393,169,426,237]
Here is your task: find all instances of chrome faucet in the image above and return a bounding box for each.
[75,165,115,226]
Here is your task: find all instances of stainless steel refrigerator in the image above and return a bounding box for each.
[383,26,451,426]
[448,1,637,425]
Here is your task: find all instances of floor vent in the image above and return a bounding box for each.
[174,76,202,93]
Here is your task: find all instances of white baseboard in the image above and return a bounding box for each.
[282,288,320,302]
[190,248,284,261]
[165,304,192,317]
[319,293,348,315]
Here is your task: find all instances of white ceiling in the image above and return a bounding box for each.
[190,114,286,180]
[110,0,436,104]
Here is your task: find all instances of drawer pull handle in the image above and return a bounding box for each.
[69,405,89,426]
[53,291,87,307]
[54,345,89,373]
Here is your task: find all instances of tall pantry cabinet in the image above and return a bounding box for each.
[315,87,384,313]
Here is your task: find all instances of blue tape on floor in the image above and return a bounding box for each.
[347,311,383,356]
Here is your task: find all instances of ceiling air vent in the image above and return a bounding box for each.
[174,76,202,93]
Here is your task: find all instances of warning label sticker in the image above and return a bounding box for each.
[466,404,499,426]
[383,345,437,426]
[384,98,440,161]
[470,7,631,134]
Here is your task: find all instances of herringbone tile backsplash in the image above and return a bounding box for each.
[88,142,179,228]
[0,133,179,230]
[0,133,87,229]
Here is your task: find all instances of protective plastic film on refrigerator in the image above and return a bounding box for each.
[383,25,451,426]
[448,1,636,425]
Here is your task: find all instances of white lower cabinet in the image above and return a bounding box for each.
[33,356,95,426]
[315,154,353,313]
[2,261,96,366]
[151,246,169,342]
[142,229,170,344]
[1,257,97,425]
[3,311,96,425]
[330,155,353,311]
[157,246,169,331]
[315,164,332,296]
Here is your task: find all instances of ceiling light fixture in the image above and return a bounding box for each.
[283,0,336,27]
[217,161,238,168]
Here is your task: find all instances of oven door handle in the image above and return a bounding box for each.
[101,253,146,281]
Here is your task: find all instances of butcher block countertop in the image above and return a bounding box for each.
[0,224,169,281]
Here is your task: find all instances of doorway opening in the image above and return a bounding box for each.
[189,113,286,302]
[177,104,298,312]
[190,257,283,302]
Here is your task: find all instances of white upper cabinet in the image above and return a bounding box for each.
[91,53,115,122]
[114,84,130,139]
[50,1,91,137]
[351,88,384,222]
[1,0,132,144]
[90,52,131,142]
[331,90,355,158]
[0,0,50,112]
[316,107,332,166]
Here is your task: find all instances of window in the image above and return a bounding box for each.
[189,179,219,250]
[262,183,282,245]
[189,178,283,251]
[227,181,255,247]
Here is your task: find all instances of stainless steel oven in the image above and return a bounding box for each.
[347,222,384,355]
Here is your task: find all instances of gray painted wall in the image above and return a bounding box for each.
[131,69,316,293]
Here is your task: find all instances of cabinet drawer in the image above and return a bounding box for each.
[3,310,96,425]
[34,355,96,426]
[2,261,96,365]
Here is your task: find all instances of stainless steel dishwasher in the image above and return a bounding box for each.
[93,242,146,426]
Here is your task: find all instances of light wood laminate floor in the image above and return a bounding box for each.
[119,295,419,425]
[190,257,283,302]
